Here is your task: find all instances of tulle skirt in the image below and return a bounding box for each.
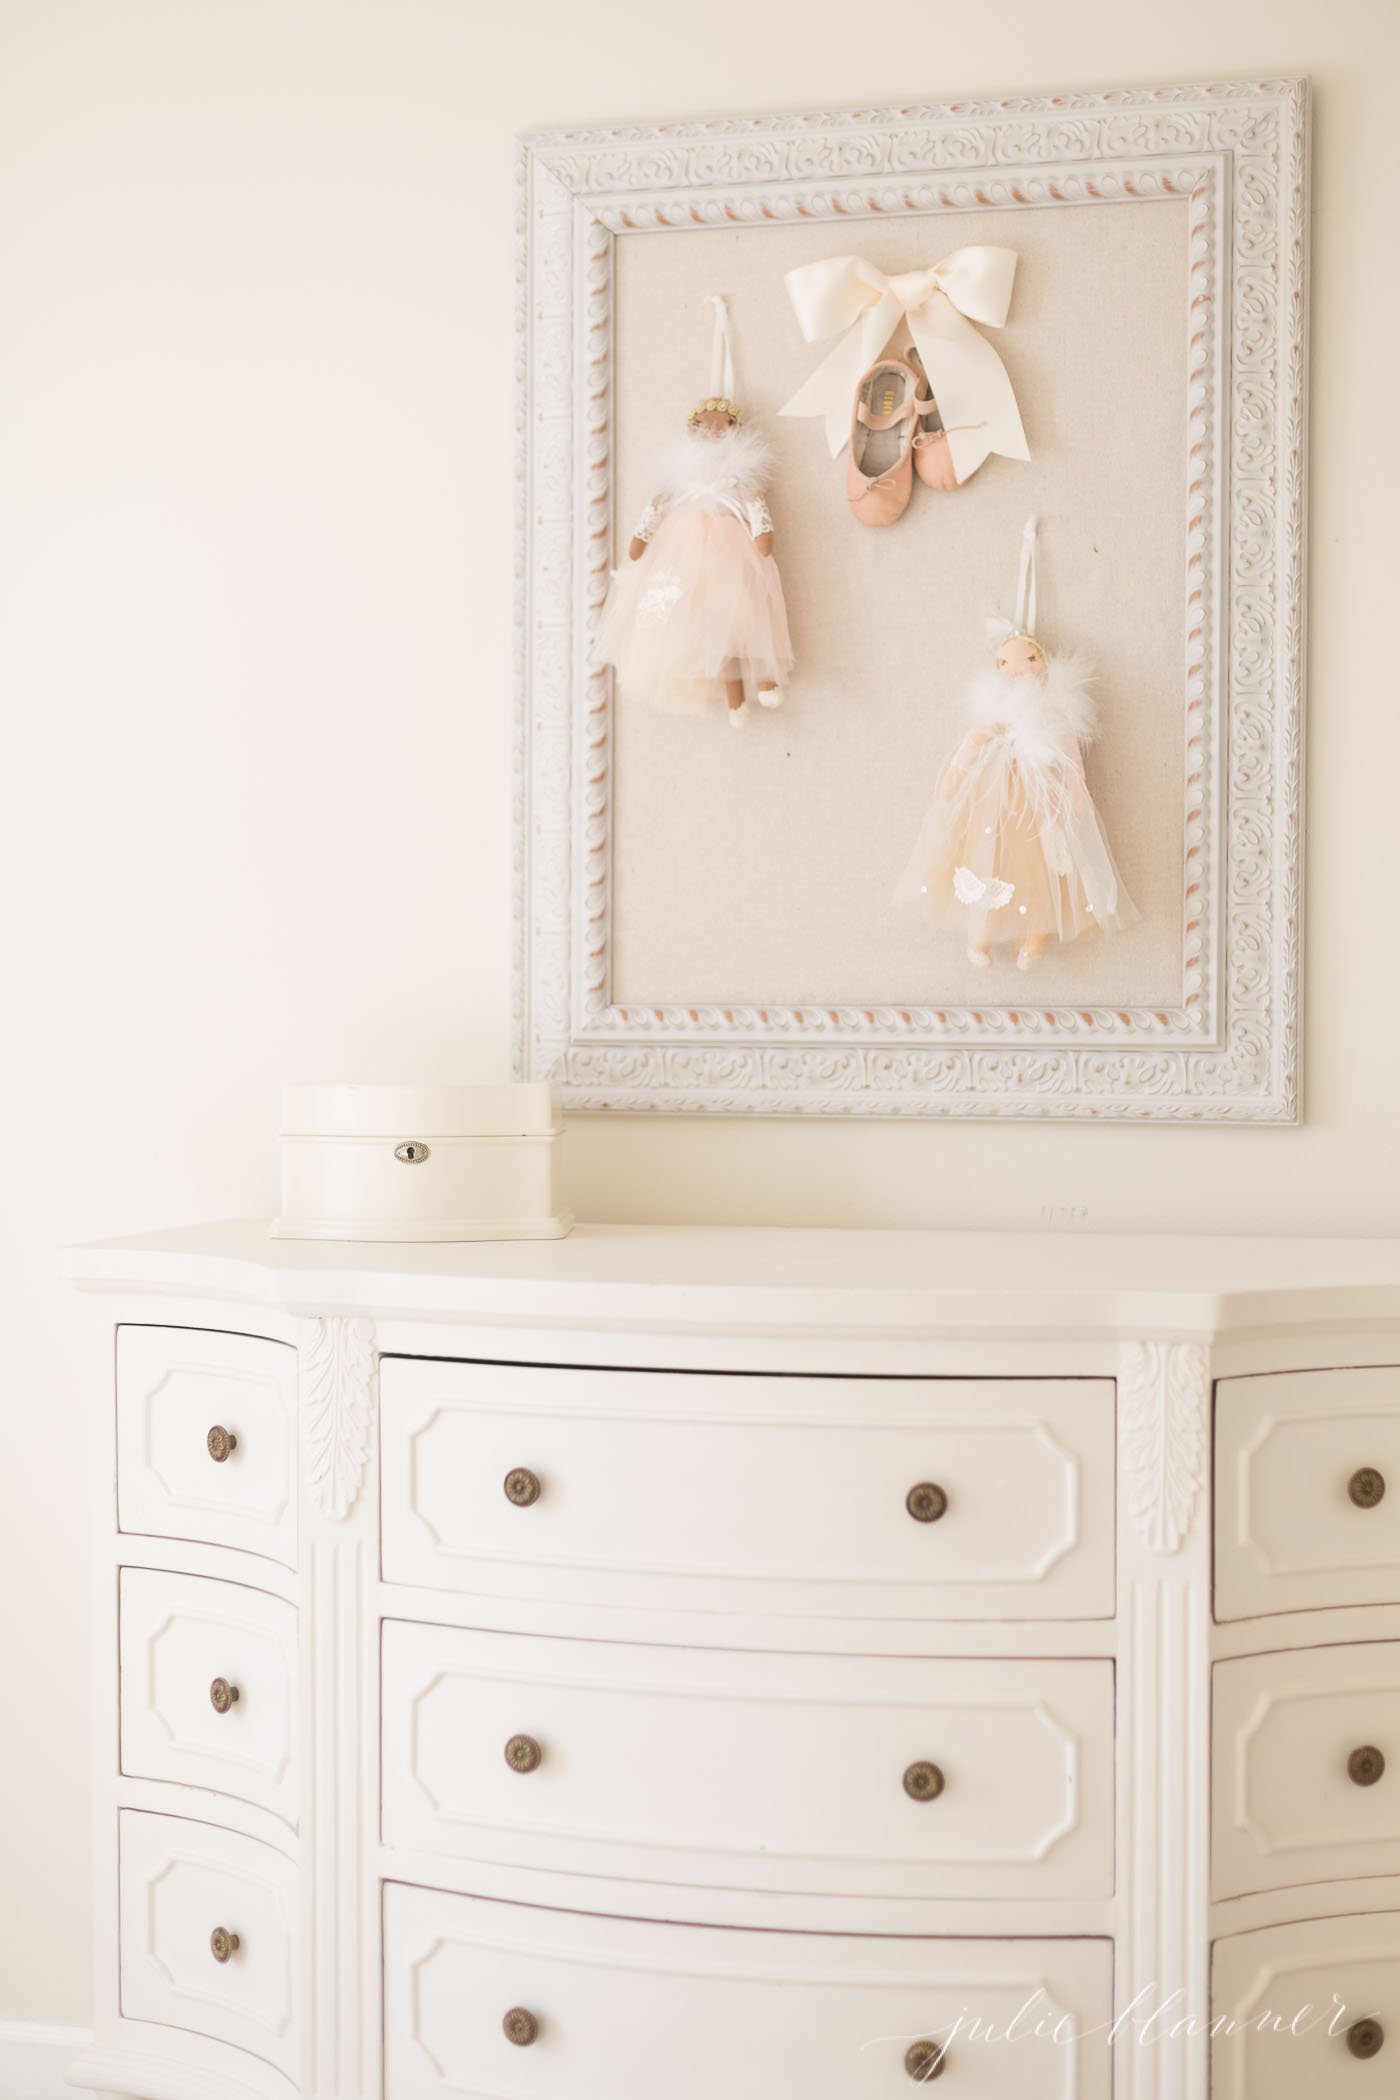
[894,742,1136,950]
[593,503,794,713]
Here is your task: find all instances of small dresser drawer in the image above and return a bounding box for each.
[382,1623,1114,1900]
[120,1568,298,1824]
[1215,1368,1400,1620]
[117,1326,297,1569]
[1213,1642,1400,1899]
[119,1809,299,2080]
[380,1361,1115,1620]
[384,1883,1114,2098]
[1213,1912,1399,2098]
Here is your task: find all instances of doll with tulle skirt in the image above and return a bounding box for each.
[894,520,1136,969]
[593,298,794,728]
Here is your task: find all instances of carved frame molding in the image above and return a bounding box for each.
[515,78,1308,1120]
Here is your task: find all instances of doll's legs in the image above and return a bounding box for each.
[966,906,992,967]
[722,656,784,713]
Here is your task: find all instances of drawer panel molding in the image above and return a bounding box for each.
[1216,1368,1400,1620]
[117,1327,298,1568]
[384,1883,1115,2099]
[1213,1912,1400,2099]
[380,1361,1116,1621]
[119,1568,298,1824]
[1214,1642,1400,1899]
[382,1624,1115,1900]
[118,1810,300,2080]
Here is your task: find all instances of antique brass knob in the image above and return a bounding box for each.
[503,1468,542,1507]
[209,1678,241,1715]
[906,1483,948,1524]
[209,1927,240,1964]
[1347,2017,1385,2059]
[1349,1745,1386,1787]
[904,2038,948,2080]
[903,1761,946,1802]
[504,1734,543,1774]
[502,2007,539,2047]
[1349,1467,1386,1510]
[206,1425,237,1463]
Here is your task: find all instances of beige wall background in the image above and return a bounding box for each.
[0,0,1394,2030]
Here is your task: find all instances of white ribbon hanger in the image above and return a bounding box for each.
[704,292,736,399]
[1014,513,1038,635]
[779,247,1030,484]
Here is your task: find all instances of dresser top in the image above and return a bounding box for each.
[62,1220,1400,1339]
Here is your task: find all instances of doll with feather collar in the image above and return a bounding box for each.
[593,298,794,726]
[894,519,1135,969]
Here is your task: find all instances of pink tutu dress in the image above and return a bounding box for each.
[594,425,794,714]
[894,652,1136,956]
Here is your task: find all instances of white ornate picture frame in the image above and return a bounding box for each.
[514,78,1308,1121]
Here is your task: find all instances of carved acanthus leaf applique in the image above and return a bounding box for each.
[1120,1340,1210,1554]
[301,1317,376,1522]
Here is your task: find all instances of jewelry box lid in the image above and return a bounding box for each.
[280,1082,559,1140]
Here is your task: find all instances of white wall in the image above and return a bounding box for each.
[0,0,1394,2027]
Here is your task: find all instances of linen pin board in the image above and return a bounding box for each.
[515,79,1309,1121]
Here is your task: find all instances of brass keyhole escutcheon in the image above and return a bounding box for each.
[1349,1467,1386,1510]
[904,2039,948,2080]
[394,1141,430,1164]
[906,1483,948,1524]
[903,1761,946,1802]
[1347,2017,1385,2059]
[1349,1745,1386,1788]
[209,1927,240,1964]
[209,1678,241,1715]
[503,1467,542,1507]
[503,2007,540,2047]
[504,1734,543,1774]
[206,1425,237,1463]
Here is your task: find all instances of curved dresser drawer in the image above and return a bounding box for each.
[1215,1368,1400,1620]
[117,1325,297,1569]
[381,1623,1114,1899]
[1213,1912,1399,2098]
[120,1567,298,1825]
[379,1360,1115,1620]
[118,1809,299,2081]
[383,1882,1114,2098]
[1213,1642,1400,1899]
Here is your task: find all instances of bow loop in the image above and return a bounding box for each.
[779,246,1029,481]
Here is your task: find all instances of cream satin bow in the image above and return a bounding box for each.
[779,247,1029,483]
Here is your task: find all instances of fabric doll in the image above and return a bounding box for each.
[894,517,1135,969]
[593,296,794,727]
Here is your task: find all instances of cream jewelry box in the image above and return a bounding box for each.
[273,1083,571,1242]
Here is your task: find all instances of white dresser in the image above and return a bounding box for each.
[63,1223,1400,2100]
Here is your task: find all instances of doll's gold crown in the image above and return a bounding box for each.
[995,627,1046,656]
[688,395,743,427]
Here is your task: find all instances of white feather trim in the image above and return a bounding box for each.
[652,423,774,505]
[960,652,1099,760]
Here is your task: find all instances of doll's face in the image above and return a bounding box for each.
[995,635,1047,680]
[691,409,738,441]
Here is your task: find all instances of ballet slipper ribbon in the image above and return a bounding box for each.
[778,247,1029,481]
